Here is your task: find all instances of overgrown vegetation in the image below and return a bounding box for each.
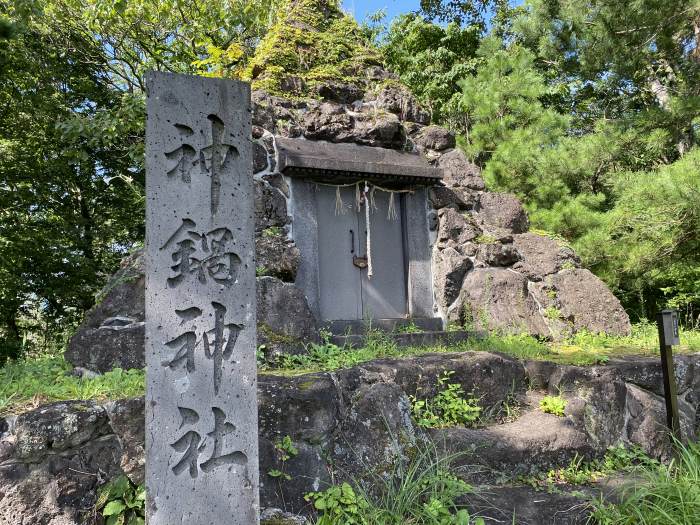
[521,444,657,489]
[306,442,484,524]
[591,440,700,524]
[411,371,481,428]
[0,355,144,416]
[1,322,698,415]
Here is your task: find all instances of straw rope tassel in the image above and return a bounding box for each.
[364,182,373,280]
[387,191,398,221]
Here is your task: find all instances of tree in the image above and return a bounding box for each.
[381,14,481,130]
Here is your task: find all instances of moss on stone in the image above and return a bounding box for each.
[243,0,381,96]
[258,322,302,346]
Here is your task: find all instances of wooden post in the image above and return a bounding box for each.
[656,310,681,440]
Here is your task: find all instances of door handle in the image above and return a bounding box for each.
[350,229,354,254]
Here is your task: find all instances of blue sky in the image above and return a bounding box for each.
[342,0,421,23]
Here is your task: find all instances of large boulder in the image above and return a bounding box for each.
[65,251,145,373]
[303,102,354,142]
[256,233,301,282]
[256,276,319,358]
[548,269,631,336]
[368,83,430,124]
[436,208,481,250]
[255,179,289,232]
[432,246,472,311]
[454,268,549,335]
[413,125,456,152]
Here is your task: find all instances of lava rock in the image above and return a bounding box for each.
[477,192,529,234]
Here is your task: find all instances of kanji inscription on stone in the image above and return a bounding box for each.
[145,72,258,525]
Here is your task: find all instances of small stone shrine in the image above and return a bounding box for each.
[145,72,258,524]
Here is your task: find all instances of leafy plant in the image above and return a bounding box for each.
[268,434,299,481]
[411,371,481,428]
[539,395,567,417]
[95,475,145,525]
[307,442,483,524]
[306,482,369,525]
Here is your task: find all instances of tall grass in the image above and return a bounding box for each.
[309,441,484,525]
[591,440,700,524]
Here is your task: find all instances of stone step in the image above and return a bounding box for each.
[430,392,596,484]
[330,329,481,348]
[325,317,445,335]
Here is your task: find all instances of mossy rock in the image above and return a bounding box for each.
[244,0,381,96]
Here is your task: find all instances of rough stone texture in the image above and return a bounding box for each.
[256,233,301,282]
[512,233,581,280]
[255,179,289,232]
[435,149,485,191]
[3,352,700,522]
[314,81,364,104]
[105,397,145,485]
[549,269,632,336]
[459,484,596,525]
[145,73,258,524]
[436,208,481,249]
[369,83,430,124]
[256,276,320,358]
[302,102,354,142]
[428,185,478,210]
[475,243,521,267]
[456,268,549,335]
[432,246,472,310]
[0,401,122,525]
[65,251,145,373]
[477,192,529,234]
[413,125,456,151]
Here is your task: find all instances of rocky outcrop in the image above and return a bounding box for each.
[257,276,319,358]
[65,251,145,373]
[3,352,699,522]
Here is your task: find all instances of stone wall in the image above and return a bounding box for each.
[3,353,698,523]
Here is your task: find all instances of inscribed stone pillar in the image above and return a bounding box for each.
[145,72,258,524]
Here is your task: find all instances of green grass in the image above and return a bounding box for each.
[307,441,485,525]
[591,440,700,524]
[0,355,144,416]
[1,323,698,415]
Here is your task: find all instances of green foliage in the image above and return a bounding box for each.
[591,440,700,524]
[523,444,656,489]
[539,395,567,417]
[411,371,481,428]
[450,0,700,322]
[380,13,480,130]
[307,482,369,525]
[0,356,144,415]
[268,434,299,480]
[308,442,482,524]
[95,475,145,525]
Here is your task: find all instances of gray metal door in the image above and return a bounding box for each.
[316,185,407,321]
[359,190,407,319]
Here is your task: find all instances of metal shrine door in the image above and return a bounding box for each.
[316,185,407,321]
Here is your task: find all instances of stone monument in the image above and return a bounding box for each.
[145,72,258,524]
